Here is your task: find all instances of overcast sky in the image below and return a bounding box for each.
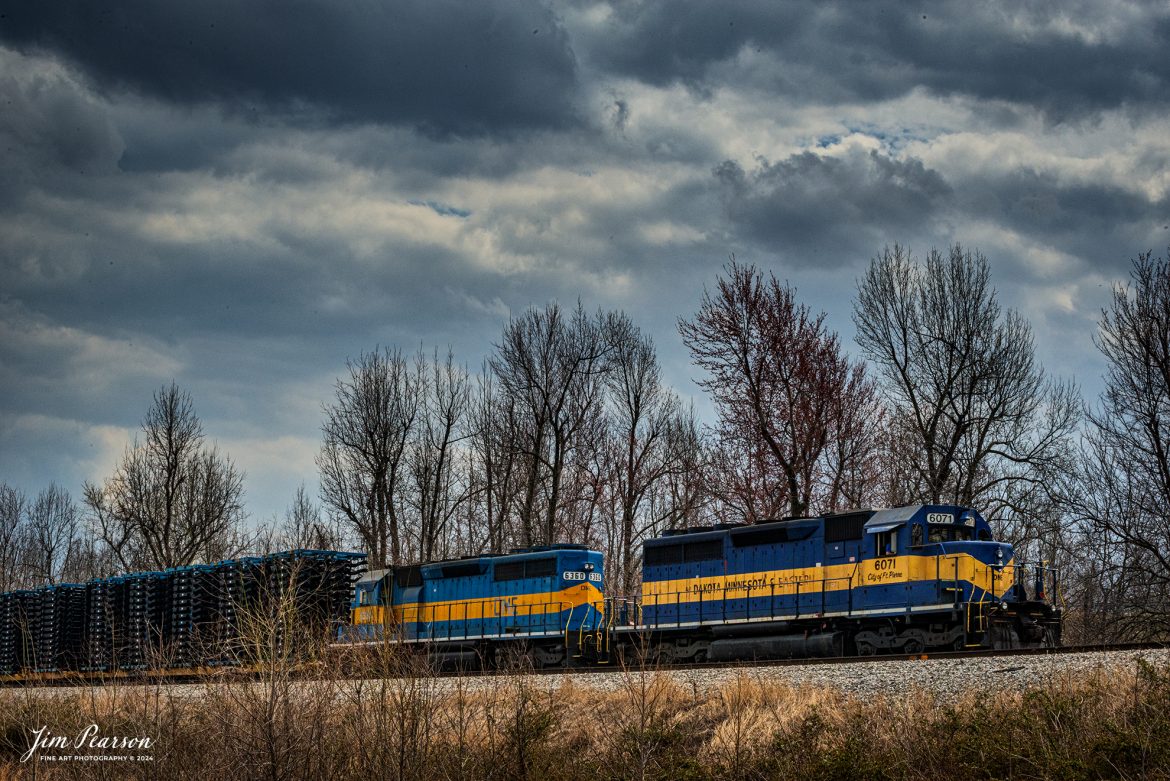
[2,1,1168,524]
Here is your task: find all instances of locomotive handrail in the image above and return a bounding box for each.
[636,554,1063,641]
[640,571,912,629]
[382,595,596,641]
[564,601,576,652]
[848,567,855,614]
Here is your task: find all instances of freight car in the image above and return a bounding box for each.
[339,544,605,667]
[0,549,365,679]
[610,504,1061,663]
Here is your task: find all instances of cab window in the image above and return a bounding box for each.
[876,530,897,556]
[911,524,924,547]
[928,526,974,543]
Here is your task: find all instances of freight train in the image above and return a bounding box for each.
[337,504,1062,667]
[0,504,1062,679]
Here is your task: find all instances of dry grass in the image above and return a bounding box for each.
[1,654,1168,780]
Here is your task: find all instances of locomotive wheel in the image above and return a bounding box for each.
[856,642,876,656]
[902,638,924,654]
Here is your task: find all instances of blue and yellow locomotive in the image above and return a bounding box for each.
[341,544,606,667]
[615,504,1061,662]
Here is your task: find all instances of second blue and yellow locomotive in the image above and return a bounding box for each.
[341,544,605,667]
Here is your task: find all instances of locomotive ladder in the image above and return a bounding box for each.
[938,555,989,648]
[963,561,993,647]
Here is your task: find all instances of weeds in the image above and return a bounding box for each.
[1,658,1169,780]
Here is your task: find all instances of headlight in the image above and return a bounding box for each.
[996,547,1004,560]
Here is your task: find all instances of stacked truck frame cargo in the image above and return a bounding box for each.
[0,550,365,679]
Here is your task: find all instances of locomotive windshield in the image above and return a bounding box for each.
[928,526,974,543]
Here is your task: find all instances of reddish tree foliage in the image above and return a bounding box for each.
[679,261,881,520]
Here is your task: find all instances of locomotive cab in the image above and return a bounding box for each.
[900,507,1017,600]
[342,568,392,641]
[877,507,992,557]
[892,505,1061,649]
[851,505,1061,652]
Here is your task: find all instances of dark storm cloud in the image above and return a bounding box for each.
[583,3,802,89]
[586,1,1170,121]
[0,51,123,204]
[975,170,1159,239]
[954,166,1170,275]
[5,216,493,350]
[0,0,581,135]
[713,148,951,265]
[0,212,529,437]
[1,0,1165,524]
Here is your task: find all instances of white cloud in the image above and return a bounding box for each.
[0,413,132,492]
[908,113,1170,200]
[0,301,183,392]
[639,220,707,246]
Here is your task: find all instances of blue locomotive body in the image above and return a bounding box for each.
[624,505,1059,660]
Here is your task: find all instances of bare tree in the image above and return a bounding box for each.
[409,349,473,562]
[84,383,247,570]
[467,364,525,553]
[680,260,878,520]
[821,374,887,511]
[1074,251,1170,639]
[604,313,687,593]
[853,245,1078,546]
[271,484,343,552]
[653,405,711,531]
[0,484,25,590]
[318,348,419,567]
[490,302,610,545]
[556,399,611,548]
[23,484,81,585]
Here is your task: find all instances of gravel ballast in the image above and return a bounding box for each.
[497,647,1170,698]
[10,647,1169,700]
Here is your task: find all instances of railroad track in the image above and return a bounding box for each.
[474,640,1170,678]
[3,641,1166,689]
